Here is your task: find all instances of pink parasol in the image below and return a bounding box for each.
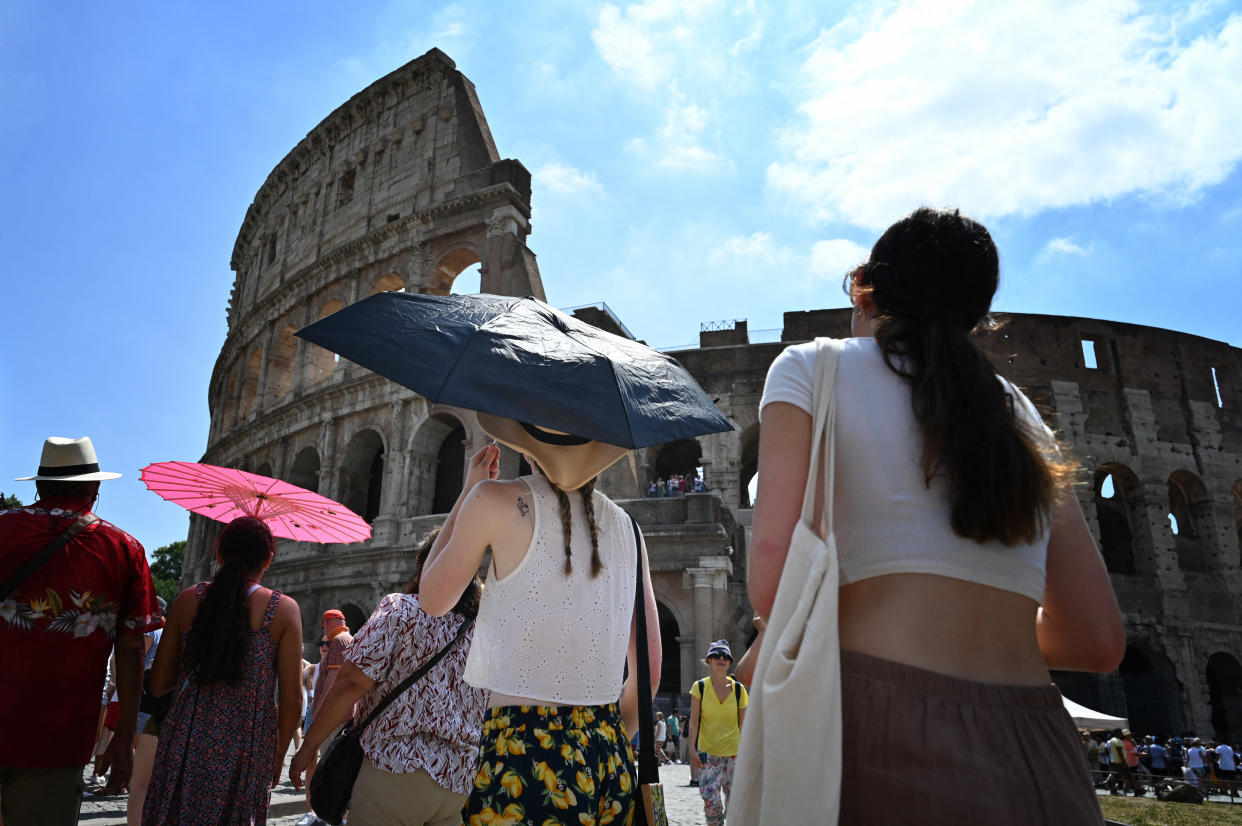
[140,461,371,544]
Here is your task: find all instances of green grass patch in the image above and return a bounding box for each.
[1099,795,1242,825]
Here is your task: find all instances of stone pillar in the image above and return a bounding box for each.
[683,557,734,681]
[318,420,339,500]
[254,325,279,416]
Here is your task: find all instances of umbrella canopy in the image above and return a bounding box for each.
[1061,694,1128,730]
[140,462,371,544]
[296,292,733,449]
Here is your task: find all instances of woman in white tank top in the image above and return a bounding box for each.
[748,207,1125,824]
[420,413,660,825]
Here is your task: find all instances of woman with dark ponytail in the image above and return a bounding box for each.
[747,207,1125,823]
[143,517,303,825]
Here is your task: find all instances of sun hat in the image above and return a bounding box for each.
[476,412,628,491]
[15,436,122,482]
[705,639,733,662]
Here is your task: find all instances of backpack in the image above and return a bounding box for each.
[695,678,742,750]
[1156,779,1204,804]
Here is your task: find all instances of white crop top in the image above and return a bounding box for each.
[759,337,1055,603]
[463,473,638,705]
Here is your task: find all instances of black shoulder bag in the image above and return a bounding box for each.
[310,614,473,825]
[628,514,668,826]
[0,513,98,603]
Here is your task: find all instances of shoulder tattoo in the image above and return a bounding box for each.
[516,496,529,517]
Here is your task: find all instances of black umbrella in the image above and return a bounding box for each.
[295,292,732,449]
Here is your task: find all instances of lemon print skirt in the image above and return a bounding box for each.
[465,702,637,826]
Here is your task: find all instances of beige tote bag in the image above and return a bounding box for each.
[730,337,842,825]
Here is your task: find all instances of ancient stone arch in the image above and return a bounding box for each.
[428,246,485,295]
[1233,480,1242,562]
[1093,463,1142,575]
[1168,470,1211,571]
[656,600,683,697]
[239,346,263,419]
[408,411,470,515]
[368,272,405,295]
[266,324,298,406]
[737,423,760,508]
[288,446,321,493]
[306,299,344,386]
[340,428,386,523]
[1207,652,1242,743]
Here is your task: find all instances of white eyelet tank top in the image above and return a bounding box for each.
[463,473,638,705]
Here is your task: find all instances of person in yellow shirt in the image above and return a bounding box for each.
[688,640,748,826]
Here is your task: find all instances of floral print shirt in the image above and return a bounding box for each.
[348,593,487,795]
[0,498,163,767]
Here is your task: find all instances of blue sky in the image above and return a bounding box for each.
[2,0,1239,554]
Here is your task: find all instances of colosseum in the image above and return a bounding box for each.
[187,47,1242,742]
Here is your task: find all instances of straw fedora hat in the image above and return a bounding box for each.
[476,412,627,491]
[15,436,122,482]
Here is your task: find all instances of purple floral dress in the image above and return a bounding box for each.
[143,586,281,826]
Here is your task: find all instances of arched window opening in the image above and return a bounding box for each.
[656,601,682,699]
[1118,646,1184,739]
[341,430,385,523]
[1232,481,1242,563]
[369,272,405,295]
[288,447,321,493]
[1169,471,1210,572]
[239,347,263,418]
[266,325,298,405]
[429,248,482,296]
[738,425,760,508]
[653,439,702,496]
[222,371,240,429]
[307,299,344,385]
[253,462,272,479]
[1093,465,1137,575]
[432,421,467,514]
[1207,653,1242,745]
[341,603,367,635]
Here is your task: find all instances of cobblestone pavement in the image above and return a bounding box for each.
[79,757,711,826]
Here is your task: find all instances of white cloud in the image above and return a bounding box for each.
[706,232,866,287]
[593,1,753,175]
[626,84,730,173]
[809,239,870,280]
[767,0,1242,229]
[1040,237,1094,259]
[534,163,605,198]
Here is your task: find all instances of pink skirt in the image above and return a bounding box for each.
[839,650,1103,825]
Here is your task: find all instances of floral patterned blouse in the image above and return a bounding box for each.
[348,593,487,795]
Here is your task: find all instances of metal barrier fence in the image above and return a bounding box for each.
[1090,766,1241,802]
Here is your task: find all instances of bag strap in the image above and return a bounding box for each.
[798,338,843,534]
[354,613,472,734]
[0,512,99,603]
[628,513,659,786]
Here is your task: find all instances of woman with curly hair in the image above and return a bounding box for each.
[143,517,303,825]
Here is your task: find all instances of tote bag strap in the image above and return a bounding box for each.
[798,338,842,534]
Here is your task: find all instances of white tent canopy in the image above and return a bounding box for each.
[1062,694,1128,730]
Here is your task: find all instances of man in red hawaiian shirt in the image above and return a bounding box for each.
[0,437,163,826]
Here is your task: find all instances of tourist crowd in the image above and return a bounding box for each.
[1085,728,1239,798]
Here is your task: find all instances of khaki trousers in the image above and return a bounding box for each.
[348,757,467,826]
[0,765,85,826]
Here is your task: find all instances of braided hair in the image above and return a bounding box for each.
[551,476,603,578]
